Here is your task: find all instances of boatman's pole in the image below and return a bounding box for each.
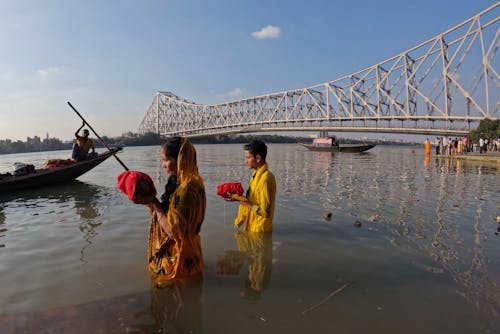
[67,101,129,171]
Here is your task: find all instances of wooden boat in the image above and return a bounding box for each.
[0,148,122,194]
[300,137,375,153]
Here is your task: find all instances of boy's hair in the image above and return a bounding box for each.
[244,140,267,161]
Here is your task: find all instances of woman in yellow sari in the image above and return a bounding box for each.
[147,137,206,285]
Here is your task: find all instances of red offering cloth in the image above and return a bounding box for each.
[117,171,157,203]
[216,251,245,276]
[45,159,76,168]
[216,182,244,199]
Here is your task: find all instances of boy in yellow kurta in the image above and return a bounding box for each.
[233,140,276,232]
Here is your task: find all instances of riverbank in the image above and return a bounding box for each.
[433,151,500,164]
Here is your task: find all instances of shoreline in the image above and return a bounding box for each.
[433,152,500,164]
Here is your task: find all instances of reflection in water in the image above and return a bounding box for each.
[0,145,498,331]
[0,205,5,248]
[73,183,104,264]
[0,291,154,333]
[150,277,203,333]
[419,161,495,315]
[408,162,495,314]
[270,147,500,316]
[413,161,499,316]
[0,279,203,334]
[217,232,273,300]
[0,181,105,264]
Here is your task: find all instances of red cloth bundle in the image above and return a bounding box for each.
[216,182,244,199]
[117,170,157,204]
[216,251,245,276]
[45,159,76,168]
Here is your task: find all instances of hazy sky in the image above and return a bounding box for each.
[0,0,495,141]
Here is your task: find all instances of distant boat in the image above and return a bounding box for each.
[299,137,375,153]
[0,147,122,194]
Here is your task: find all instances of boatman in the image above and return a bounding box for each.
[72,122,97,161]
[226,140,277,232]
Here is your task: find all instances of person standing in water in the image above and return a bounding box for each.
[425,138,431,156]
[229,140,277,233]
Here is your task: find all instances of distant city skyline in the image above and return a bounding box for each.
[0,0,495,141]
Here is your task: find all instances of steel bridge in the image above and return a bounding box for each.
[139,3,500,137]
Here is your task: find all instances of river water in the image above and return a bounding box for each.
[0,144,499,333]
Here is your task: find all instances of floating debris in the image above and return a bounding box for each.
[425,266,445,274]
[353,221,362,228]
[323,212,332,221]
[302,283,351,315]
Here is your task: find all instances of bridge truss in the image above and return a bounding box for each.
[139,3,500,137]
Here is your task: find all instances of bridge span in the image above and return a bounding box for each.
[139,3,499,137]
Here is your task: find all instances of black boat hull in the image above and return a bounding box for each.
[300,143,375,152]
[0,148,122,194]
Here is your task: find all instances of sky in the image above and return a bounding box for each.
[0,0,496,141]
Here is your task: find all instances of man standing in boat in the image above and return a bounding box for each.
[72,122,97,161]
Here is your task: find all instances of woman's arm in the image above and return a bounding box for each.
[149,199,174,238]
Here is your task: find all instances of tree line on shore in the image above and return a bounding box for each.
[0,132,164,155]
[0,132,310,154]
[3,124,476,156]
[467,118,500,142]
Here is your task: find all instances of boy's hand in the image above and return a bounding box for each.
[223,192,237,202]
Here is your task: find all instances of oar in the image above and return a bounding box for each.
[67,101,129,171]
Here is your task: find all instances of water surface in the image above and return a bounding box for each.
[0,144,499,333]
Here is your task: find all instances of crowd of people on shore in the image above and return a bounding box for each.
[430,135,499,155]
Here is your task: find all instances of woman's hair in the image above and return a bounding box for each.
[161,137,182,159]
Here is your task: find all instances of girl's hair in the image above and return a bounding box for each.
[161,137,182,159]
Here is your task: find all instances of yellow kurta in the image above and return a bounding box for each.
[148,139,206,284]
[234,163,276,233]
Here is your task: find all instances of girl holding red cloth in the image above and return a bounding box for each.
[118,137,206,286]
[147,137,206,285]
